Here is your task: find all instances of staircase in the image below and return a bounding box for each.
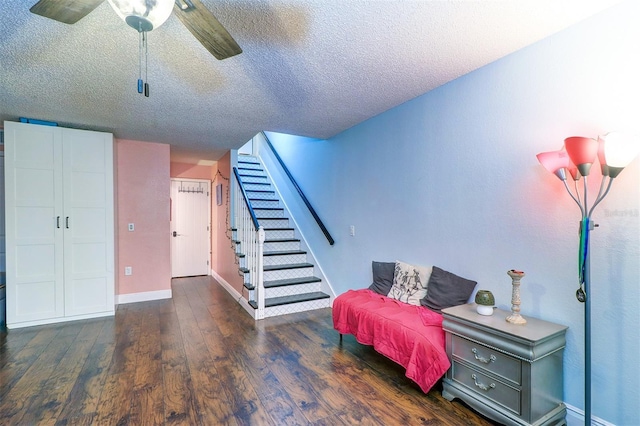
[233,155,332,319]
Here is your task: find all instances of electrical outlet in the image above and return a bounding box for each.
[125,266,132,276]
[128,223,135,231]
[349,225,355,236]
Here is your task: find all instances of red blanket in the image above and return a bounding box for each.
[332,289,450,393]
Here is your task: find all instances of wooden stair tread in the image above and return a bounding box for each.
[263,262,313,271]
[248,292,330,309]
[240,263,312,274]
[264,238,300,243]
[238,166,264,171]
[246,190,274,194]
[263,250,306,256]
[237,250,304,259]
[243,276,322,291]
[265,276,322,287]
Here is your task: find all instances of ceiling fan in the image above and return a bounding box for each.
[30,0,242,96]
[29,0,242,61]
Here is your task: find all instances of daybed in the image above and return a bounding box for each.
[332,261,477,393]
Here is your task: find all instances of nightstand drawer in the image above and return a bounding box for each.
[451,335,521,386]
[451,361,521,415]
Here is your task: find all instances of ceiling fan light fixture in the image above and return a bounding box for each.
[107,0,174,32]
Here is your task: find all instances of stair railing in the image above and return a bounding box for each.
[233,167,266,319]
[260,131,335,245]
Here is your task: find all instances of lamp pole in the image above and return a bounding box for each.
[538,133,639,426]
[582,217,592,425]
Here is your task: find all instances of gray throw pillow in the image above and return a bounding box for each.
[423,266,477,312]
[368,261,396,295]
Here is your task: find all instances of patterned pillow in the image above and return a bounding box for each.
[387,260,432,305]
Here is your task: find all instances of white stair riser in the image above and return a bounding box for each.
[252,208,284,218]
[263,267,314,281]
[238,163,262,170]
[246,191,276,200]
[250,199,280,208]
[242,267,315,282]
[243,183,272,191]
[240,175,269,183]
[264,229,295,239]
[263,241,300,251]
[239,254,307,268]
[258,218,289,228]
[262,299,332,318]
[264,283,322,298]
[263,253,307,266]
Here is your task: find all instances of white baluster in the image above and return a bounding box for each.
[257,227,265,319]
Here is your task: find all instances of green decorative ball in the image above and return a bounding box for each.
[475,290,495,306]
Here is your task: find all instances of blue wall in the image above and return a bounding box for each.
[267,1,640,424]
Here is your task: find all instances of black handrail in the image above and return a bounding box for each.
[261,131,335,245]
[233,167,260,230]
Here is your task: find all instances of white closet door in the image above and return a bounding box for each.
[5,122,65,324]
[62,128,114,316]
[170,179,211,277]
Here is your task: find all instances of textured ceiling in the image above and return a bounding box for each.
[0,0,624,163]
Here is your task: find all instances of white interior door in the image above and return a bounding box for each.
[170,179,211,278]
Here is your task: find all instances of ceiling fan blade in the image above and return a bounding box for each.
[174,0,242,60]
[30,0,105,24]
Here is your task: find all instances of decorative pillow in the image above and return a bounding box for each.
[423,266,477,312]
[368,261,396,295]
[387,260,432,306]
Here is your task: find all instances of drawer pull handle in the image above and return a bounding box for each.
[471,374,496,392]
[472,348,496,364]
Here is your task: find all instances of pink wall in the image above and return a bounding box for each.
[211,153,244,292]
[116,139,171,295]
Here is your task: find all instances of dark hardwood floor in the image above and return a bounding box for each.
[0,276,495,425]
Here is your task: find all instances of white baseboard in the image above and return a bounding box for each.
[210,269,257,319]
[116,289,172,305]
[7,310,114,329]
[565,403,615,426]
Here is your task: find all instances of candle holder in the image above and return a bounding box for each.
[506,269,527,325]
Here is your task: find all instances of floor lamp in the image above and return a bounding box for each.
[536,133,639,425]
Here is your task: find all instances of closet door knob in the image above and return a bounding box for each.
[57,216,61,228]
[66,217,70,229]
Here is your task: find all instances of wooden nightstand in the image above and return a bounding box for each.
[441,304,568,426]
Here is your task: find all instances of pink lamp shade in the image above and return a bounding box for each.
[560,146,581,180]
[564,136,598,176]
[601,132,640,178]
[536,150,572,180]
[568,166,581,181]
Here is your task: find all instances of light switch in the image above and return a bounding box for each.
[128,223,135,231]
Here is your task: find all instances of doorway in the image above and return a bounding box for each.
[170,179,211,278]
